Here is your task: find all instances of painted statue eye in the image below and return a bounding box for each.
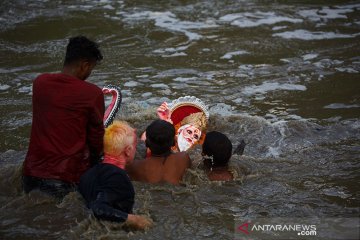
[193,134,199,140]
[187,129,192,134]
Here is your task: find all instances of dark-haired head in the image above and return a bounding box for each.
[64,36,103,66]
[145,120,175,155]
[202,131,232,168]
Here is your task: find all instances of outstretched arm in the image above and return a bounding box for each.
[89,191,128,222]
[89,191,152,229]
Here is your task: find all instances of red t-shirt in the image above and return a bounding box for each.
[23,73,105,183]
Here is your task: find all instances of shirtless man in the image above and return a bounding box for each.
[127,120,191,185]
[202,131,234,181]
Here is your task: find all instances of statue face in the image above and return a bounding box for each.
[177,124,202,151]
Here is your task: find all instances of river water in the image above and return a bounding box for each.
[0,0,359,239]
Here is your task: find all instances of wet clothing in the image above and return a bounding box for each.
[23,73,105,185]
[78,163,135,222]
[22,175,76,199]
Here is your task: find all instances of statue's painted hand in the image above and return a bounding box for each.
[157,102,172,123]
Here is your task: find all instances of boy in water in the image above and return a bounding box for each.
[202,131,234,181]
[78,120,152,230]
[127,120,191,185]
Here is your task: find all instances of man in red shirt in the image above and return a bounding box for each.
[23,36,105,199]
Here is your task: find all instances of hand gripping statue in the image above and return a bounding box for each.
[157,96,209,152]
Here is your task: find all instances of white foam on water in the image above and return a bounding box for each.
[153,45,190,57]
[254,95,266,101]
[103,4,114,10]
[232,98,243,104]
[336,3,360,9]
[121,11,217,41]
[154,45,189,53]
[152,68,199,79]
[272,26,287,31]
[141,92,152,98]
[220,50,249,59]
[169,82,190,90]
[219,11,302,28]
[335,67,358,73]
[136,74,149,78]
[124,81,140,87]
[173,77,198,82]
[285,114,305,121]
[266,120,291,158]
[238,64,254,71]
[150,83,169,89]
[273,29,359,40]
[0,84,11,91]
[302,53,318,61]
[313,59,344,69]
[68,5,93,9]
[109,16,121,20]
[324,103,360,109]
[17,85,32,94]
[280,58,291,63]
[162,52,187,57]
[266,146,281,158]
[298,5,357,22]
[209,103,233,116]
[242,82,307,96]
[321,187,352,199]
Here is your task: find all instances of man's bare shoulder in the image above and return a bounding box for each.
[172,151,189,158]
[126,158,147,176]
[167,152,190,165]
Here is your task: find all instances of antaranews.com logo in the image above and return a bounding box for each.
[234,217,359,240]
[237,221,316,236]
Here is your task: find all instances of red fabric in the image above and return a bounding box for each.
[23,73,105,183]
[170,106,202,125]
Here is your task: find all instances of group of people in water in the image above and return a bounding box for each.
[22,36,244,230]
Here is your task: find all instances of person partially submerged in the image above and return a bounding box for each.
[78,120,152,230]
[127,120,191,185]
[23,36,105,199]
[202,131,235,181]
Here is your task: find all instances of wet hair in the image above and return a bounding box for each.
[202,131,232,167]
[63,36,103,65]
[104,120,135,156]
[145,120,175,155]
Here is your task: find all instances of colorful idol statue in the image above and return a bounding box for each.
[157,96,209,152]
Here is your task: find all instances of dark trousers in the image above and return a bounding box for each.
[22,175,76,200]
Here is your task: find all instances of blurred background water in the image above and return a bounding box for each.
[0,0,359,239]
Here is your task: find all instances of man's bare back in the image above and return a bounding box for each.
[126,151,190,185]
[126,120,191,185]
